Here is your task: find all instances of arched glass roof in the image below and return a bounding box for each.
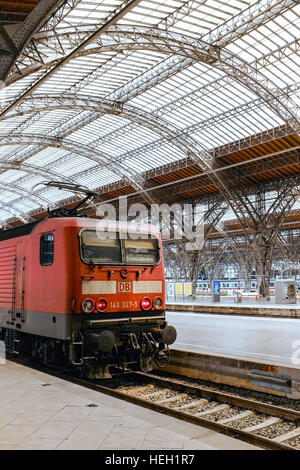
[0,0,299,226]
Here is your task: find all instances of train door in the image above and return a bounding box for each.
[0,243,16,321]
[14,242,26,323]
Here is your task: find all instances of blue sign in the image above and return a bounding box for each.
[214,281,220,295]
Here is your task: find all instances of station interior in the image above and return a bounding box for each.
[0,0,299,453]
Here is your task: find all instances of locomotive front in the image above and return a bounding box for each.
[71,222,177,378]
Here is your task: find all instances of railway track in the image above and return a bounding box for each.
[9,357,300,450]
[116,372,300,450]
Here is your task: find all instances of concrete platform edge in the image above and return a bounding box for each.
[166,303,300,318]
[155,349,300,399]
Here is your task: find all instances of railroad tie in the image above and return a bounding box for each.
[174,399,209,410]
[218,410,254,425]
[273,427,300,443]
[156,395,185,405]
[243,417,282,432]
[194,404,230,417]
[143,389,170,399]
[132,385,154,393]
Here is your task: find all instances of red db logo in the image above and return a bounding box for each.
[118,281,131,293]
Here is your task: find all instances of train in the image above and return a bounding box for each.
[196,279,300,293]
[0,217,177,378]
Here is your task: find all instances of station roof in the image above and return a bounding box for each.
[1,1,38,25]
[0,0,299,227]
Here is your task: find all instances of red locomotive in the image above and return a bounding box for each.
[0,217,176,377]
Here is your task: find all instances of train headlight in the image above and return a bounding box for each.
[153,297,163,309]
[141,297,151,310]
[82,298,94,313]
[96,298,108,312]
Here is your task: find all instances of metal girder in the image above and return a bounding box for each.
[206,0,297,46]
[235,150,300,179]
[0,132,119,163]
[210,124,297,159]
[0,2,298,228]
[0,97,215,172]
[74,138,300,204]
[4,170,300,231]
[0,131,154,204]
[0,182,52,206]
[1,94,296,183]
[4,128,297,226]
[5,81,295,138]
[105,104,295,169]
[9,0,297,84]
[2,94,296,190]
[159,0,207,30]
[2,26,298,132]
[214,220,250,270]
[163,200,228,288]
[0,1,151,118]
[7,37,298,145]
[0,94,217,204]
[3,59,297,180]
[222,180,300,298]
[0,161,75,182]
[0,200,34,224]
[7,24,219,83]
[0,0,68,81]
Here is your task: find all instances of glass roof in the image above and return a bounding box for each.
[0,0,299,226]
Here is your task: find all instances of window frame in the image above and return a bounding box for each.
[79,228,161,266]
[40,232,55,266]
[123,236,160,266]
[80,229,122,266]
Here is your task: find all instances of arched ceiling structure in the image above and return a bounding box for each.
[0,0,299,226]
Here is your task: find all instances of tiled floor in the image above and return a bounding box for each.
[0,360,258,450]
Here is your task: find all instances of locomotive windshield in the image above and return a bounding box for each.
[80,229,160,265]
[81,230,122,264]
[124,237,159,265]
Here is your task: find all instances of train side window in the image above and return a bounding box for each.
[40,233,54,266]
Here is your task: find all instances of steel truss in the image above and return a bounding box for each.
[2,26,298,130]
[0,17,297,219]
[0,0,298,281]
[163,200,227,292]
[0,0,67,81]
[1,126,298,227]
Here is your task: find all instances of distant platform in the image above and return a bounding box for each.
[166,298,300,318]
[166,311,300,368]
[0,360,257,450]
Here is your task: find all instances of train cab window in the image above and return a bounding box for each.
[81,230,122,264]
[124,236,160,265]
[40,233,54,266]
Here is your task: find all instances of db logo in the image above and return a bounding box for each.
[118,281,131,293]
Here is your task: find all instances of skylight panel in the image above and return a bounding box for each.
[25,148,69,166]
[78,168,120,188]
[0,170,27,183]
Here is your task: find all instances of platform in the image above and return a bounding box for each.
[167,311,300,367]
[0,360,257,450]
[166,298,300,318]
